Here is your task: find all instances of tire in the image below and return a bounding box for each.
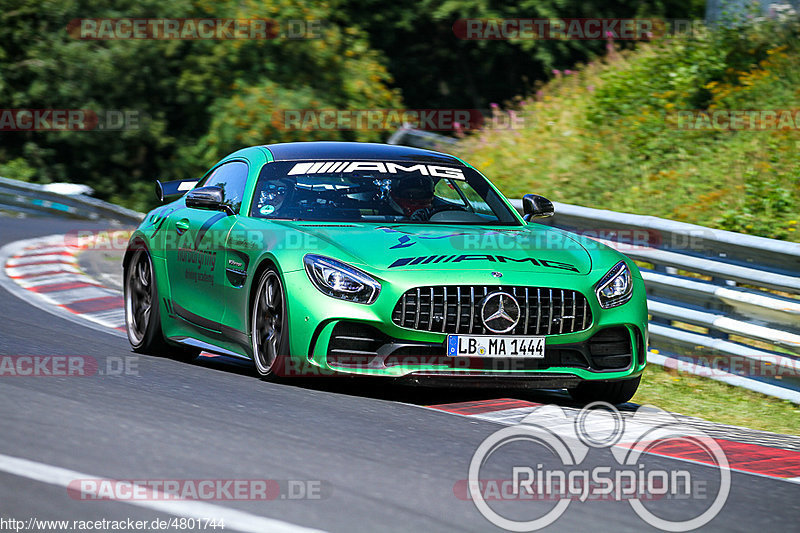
[251,268,290,379]
[124,248,199,362]
[568,376,641,405]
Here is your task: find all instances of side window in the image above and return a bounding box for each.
[434,179,466,205]
[455,180,494,216]
[201,161,248,214]
[433,178,494,216]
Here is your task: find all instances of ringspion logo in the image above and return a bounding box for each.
[465,403,730,531]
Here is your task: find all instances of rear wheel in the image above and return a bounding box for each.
[124,248,198,362]
[251,268,290,379]
[568,376,641,405]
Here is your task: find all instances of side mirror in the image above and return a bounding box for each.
[155,179,198,202]
[522,194,554,221]
[185,186,234,215]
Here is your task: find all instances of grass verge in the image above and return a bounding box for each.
[633,363,800,435]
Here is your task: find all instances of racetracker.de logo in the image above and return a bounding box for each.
[67,479,328,501]
[0,356,94,376]
[453,18,659,40]
[67,18,324,40]
[666,354,800,380]
[275,109,523,131]
[670,109,800,130]
[464,402,730,531]
[66,229,320,253]
[0,356,138,377]
[0,109,140,131]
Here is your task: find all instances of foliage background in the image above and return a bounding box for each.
[449,11,800,241]
[1,0,797,243]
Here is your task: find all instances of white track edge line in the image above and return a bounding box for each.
[0,452,326,533]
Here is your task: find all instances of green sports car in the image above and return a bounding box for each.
[124,142,647,403]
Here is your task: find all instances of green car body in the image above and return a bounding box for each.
[124,142,647,403]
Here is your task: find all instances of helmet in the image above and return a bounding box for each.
[269,179,291,196]
[390,175,435,216]
[257,178,293,216]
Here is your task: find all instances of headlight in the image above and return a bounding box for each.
[595,261,633,309]
[303,254,381,304]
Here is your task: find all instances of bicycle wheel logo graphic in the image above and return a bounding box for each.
[467,402,730,532]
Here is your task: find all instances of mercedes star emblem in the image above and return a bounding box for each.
[480,291,521,333]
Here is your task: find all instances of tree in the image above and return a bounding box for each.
[0,0,401,211]
[333,0,706,108]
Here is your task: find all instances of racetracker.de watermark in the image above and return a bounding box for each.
[453,229,665,252]
[0,355,138,377]
[464,402,730,531]
[375,226,717,254]
[275,109,524,131]
[454,18,657,40]
[671,109,800,130]
[664,354,800,380]
[453,19,707,40]
[271,355,544,378]
[67,229,321,253]
[67,478,329,501]
[0,109,141,131]
[67,18,324,40]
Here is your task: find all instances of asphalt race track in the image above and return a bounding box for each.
[1,215,798,533]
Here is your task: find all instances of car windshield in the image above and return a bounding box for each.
[250,160,521,225]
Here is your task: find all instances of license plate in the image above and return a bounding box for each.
[446,335,546,358]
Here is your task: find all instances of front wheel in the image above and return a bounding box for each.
[251,268,290,379]
[568,376,641,405]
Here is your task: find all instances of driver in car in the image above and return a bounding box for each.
[388,175,436,218]
[255,179,293,217]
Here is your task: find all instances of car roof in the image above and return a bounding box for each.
[261,141,465,166]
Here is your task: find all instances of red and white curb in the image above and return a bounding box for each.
[0,233,127,338]
[0,232,223,359]
[425,398,800,485]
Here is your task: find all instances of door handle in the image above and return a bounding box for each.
[175,219,190,235]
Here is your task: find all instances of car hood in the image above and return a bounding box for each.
[274,222,593,275]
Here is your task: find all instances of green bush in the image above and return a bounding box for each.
[452,17,800,242]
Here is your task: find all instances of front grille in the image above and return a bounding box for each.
[391,286,592,335]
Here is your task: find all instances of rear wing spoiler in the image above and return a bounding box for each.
[155,179,198,202]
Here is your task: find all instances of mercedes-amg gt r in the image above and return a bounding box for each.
[124,142,648,403]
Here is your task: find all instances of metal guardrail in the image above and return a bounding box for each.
[391,127,800,403]
[518,200,800,403]
[386,124,459,149]
[0,176,144,225]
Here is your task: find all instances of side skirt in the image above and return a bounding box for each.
[171,336,253,361]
